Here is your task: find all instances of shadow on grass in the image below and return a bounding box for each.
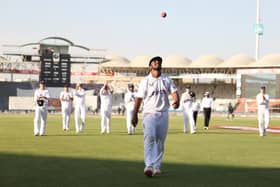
[0,153,279,187]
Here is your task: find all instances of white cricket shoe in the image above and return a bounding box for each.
[153,169,161,176]
[144,167,153,177]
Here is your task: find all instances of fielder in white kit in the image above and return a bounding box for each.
[100,82,113,134]
[132,56,179,177]
[256,86,270,136]
[179,85,196,134]
[60,84,73,131]
[124,83,136,135]
[33,80,50,136]
[73,83,86,133]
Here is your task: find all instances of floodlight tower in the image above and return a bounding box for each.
[255,0,263,60]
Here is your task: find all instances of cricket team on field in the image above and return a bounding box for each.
[33,56,270,177]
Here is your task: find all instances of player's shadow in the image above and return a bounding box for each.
[0,153,279,187]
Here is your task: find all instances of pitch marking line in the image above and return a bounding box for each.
[213,126,280,134]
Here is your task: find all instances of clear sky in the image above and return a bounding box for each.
[0,0,279,60]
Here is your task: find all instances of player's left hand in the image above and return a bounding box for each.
[131,114,138,127]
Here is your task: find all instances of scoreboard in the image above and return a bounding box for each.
[40,51,71,87]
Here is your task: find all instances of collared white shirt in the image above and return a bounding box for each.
[256,93,269,109]
[34,88,50,107]
[100,86,113,111]
[192,101,201,112]
[60,91,73,108]
[125,91,135,110]
[74,89,85,106]
[136,73,177,114]
[180,92,194,110]
[201,97,213,109]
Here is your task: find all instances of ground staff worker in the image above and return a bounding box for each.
[132,56,179,177]
[256,86,270,136]
[201,92,213,130]
[100,82,113,134]
[125,83,136,135]
[33,80,50,136]
[73,83,86,133]
[60,84,73,131]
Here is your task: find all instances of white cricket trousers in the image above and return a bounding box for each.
[34,106,48,135]
[142,111,168,170]
[126,108,135,134]
[258,107,269,136]
[74,105,86,133]
[62,106,71,130]
[183,109,196,133]
[101,110,111,133]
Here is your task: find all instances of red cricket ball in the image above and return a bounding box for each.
[161,11,167,18]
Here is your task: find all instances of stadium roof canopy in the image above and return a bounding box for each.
[100,55,130,67]
[189,55,223,67]
[218,54,255,68]
[129,55,153,68]
[164,55,192,68]
[250,54,280,67]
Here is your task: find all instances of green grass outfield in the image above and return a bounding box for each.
[0,114,280,187]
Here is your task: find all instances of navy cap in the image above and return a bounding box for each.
[185,85,191,89]
[39,80,45,84]
[149,56,162,66]
[260,86,266,89]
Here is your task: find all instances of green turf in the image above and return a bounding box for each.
[0,114,280,187]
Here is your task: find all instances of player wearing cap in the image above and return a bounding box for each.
[100,82,113,134]
[60,84,73,131]
[125,83,136,134]
[201,91,213,130]
[256,86,270,136]
[33,81,50,136]
[179,85,196,134]
[132,56,179,177]
[73,83,86,133]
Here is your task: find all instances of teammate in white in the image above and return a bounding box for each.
[60,84,73,131]
[33,80,50,136]
[124,83,136,135]
[132,56,179,177]
[100,82,113,134]
[73,83,86,133]
[256,86,270,136]
[179,85,196,134]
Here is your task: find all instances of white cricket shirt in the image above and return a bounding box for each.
[256,93,269,109]
[125,91,135,110]
[180,92,194,110]
[74,89,85,106]
[34,88,50,107]
[201,97,213,109]
[136,73,177,114]
[100,86,113,111]
[60,91,73,108]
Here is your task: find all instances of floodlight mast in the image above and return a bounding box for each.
[255,0,261,61]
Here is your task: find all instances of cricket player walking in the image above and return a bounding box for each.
[60,84,73,131]
[132,56,179,177]
[100,82,113,134]
[180,85,196,134]
[256,86,270,136]
[124,83,136,134]
[73,83,86,133]
[33,80,50,136]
